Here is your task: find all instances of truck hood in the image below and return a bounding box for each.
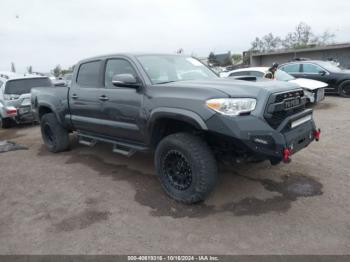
[288,78,328,90]
[160,78,299,98]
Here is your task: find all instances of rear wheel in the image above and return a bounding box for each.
[155,133,218,204]
[339,80,350,98]
[1,118,12,128]
[40,113,70,152]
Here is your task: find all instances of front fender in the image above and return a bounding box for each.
[148,107,208,133]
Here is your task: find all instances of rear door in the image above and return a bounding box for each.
[69,60,105,134]
[98,57,145,142]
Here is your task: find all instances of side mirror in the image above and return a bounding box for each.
[318,70,326,76]
[112,74,140,88]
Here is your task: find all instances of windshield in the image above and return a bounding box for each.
[317,61,343,72]
[136,55,218,84]
[5,78,52,95]
[274,69,295,81]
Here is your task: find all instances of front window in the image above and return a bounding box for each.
[274,70,295,81]
[5,78,52,95]
[136,55,217,84]
[104,59,137,88]
[302,63,323,73]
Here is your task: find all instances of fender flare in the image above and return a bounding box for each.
[148,107,208,135]
[37,103,64,126]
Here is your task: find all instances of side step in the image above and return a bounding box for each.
[77,132,149,157]
[112,145,136,157]
[78,137,97,147]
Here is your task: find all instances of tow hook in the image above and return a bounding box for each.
[314,128,321,141]
[283,148,291,163]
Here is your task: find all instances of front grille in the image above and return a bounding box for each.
[267,107,305,129]
[265,90,305,129]
[275,90,304,103]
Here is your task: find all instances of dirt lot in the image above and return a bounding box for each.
[0,96,349,255]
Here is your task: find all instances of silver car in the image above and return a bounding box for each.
[0,74,52,128]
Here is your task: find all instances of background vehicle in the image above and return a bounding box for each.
[221,67,327,104]
[31,54,320,203]
[0,75,52,128]
[279,60,350,97]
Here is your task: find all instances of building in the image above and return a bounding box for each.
[247,43,350,69]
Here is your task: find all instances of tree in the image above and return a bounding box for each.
[282,22,315,49]
[250,37,265,52]
[250,22,336,52]
[208,52,218,66]
[11,62,16,73]
[232,53,242,64]
[223,51,233,66]
[27,66,33,74]
[313,30,336,46]
[262,33,282,51]
[52,65,62,77]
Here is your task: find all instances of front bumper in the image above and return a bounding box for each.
[304,88,325,103]
[206,109,317,163]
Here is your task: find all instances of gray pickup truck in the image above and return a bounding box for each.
[31,54,320,203]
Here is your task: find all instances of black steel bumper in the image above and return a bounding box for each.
[206,109,317,162]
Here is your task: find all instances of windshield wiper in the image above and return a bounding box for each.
[155,80,179,85]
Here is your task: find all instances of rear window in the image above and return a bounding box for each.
[280,64,300,73]
[77,61,100,86]
[5,78,52,95]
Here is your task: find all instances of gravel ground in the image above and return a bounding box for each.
[0,96,349,255]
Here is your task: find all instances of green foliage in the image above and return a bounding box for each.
[232,53,243,63]
[208,52,218,66]
[251,22,336,52]
[223,51,233,66]
[52,65,62,77]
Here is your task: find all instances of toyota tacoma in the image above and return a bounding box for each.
[31,54,320,203]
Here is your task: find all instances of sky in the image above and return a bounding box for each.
[1,0,349,73]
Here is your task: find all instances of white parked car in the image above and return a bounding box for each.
[0,75,53,128]
[221,67,327,103]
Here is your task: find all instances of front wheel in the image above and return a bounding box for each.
[339,80,350,98]
[40,113,70,153]
[155,133,218,204]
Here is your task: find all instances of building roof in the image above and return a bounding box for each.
[251,43,350,57]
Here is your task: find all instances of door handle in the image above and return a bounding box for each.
[71,94,78,99]
[99,95,109,101]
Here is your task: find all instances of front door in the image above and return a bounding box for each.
[301,63,337,91]
[98,57,145,143]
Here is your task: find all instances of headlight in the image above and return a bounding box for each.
[206,98,256,116]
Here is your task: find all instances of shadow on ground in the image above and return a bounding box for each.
[37,140,323,219]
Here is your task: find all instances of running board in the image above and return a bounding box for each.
[77,132,149,157]
[112,145,136,157]
[78,137,97,147]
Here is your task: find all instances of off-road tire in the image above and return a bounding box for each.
[40,113,69,153]
[1,118,12,128]
[339,80,350,98]
[155,132,218,204]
